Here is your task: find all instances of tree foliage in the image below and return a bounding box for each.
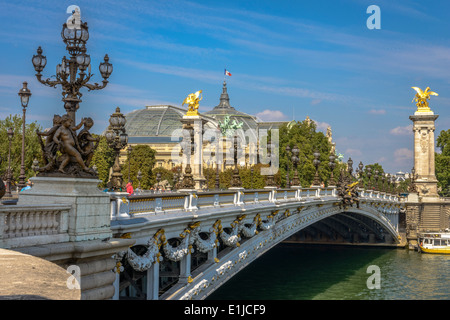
[277,120,345,187]
[0,114,42,185]
[120,144,157,190]
[90,135,115,188]
[436,129,450,196]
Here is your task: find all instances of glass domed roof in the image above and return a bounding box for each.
[124,105,217,143]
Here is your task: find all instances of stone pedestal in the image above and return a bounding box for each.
[409,112,439,197]
[18,177,112,242]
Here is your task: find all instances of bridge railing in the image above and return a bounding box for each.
[0,204,71,249]
[109,186,343,220]
[109,186,401,220]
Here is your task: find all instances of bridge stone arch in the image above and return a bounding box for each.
[115,195,402,300]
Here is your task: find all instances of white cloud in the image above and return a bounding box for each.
[368,109,386,115]
[390,125,413,135]
[255,109,288,121]
[313,120,331,132]
[345,148,363,157]
[394,148,413,164]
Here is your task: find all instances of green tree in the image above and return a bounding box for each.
[90,135,115,188]
[0,114,42,186]
[361,163,385,190]
[151,167,174,189]
[277,120,340,187]
[120,144,156,190]
[436,129,450,196]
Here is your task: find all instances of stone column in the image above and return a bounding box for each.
[409,112,439,197]
[180,116,207,190]
[146,261,160,300]
[179,250,192,284]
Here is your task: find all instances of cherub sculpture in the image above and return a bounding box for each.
[37,115,62,172]
[53,114,91,173]
[77,117,100,166]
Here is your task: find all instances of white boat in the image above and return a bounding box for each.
[418,232,450,254]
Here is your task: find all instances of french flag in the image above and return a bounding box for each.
[224,69,232,76]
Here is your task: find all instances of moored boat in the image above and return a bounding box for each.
[418,232,450,254]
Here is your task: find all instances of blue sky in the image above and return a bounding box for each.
[0,0,449,174]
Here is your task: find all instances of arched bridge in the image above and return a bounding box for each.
[110,186,404,300]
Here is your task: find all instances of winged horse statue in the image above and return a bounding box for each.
[411,86,438,112]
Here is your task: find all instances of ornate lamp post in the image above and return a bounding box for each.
[156,171,161,189]
[180,123,195,189]
[374,169,379,191]
[285,145,291,188]
[265,138,276,187]
[5,127,14,198]
[347,157,354,178]
[31,9,112,177]
[356,161,364,188]
[328,153,336,186]
[215,161,220,190]
[127,145,133,183]
[230,135,242,188]
[291,144,300,186]
[17,82,31,190]
[408,167,418,193]
[105,107,128,191]
[366,166,372,189]
[31,11,113,124]
[312,149,321,186]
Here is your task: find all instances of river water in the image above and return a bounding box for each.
[207,244,450,300]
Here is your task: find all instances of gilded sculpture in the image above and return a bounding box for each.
[411,86,438,112]
[182,90,203,116]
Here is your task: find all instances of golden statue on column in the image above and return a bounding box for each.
[182,90,202,116]
[411,86,438,113]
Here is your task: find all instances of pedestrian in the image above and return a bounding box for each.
[21,180,32,192]
[126,181,134,195]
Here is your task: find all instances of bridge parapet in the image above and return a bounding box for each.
[0,204,72,249]
[110,187,341,220]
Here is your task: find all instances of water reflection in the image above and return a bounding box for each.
[208,244,450,300]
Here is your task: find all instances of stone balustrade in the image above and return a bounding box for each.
[109,186,398,220]
[0,204,72,249]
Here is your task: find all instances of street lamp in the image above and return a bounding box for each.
[32,9,112,177]
[105,107,128,191]
[32,11,113,124]
[312,149,321,186]
[230,135,242,188]
[328,153,336,186]
[265,138,276,187]
[127,145,133,183]
[347,157,353,177]
[285,145,291,188]
[17,82,31,190]
[374,169,379,191]
[137,169,142,191]
[5,127,14,198]
[356,161,364,188]
[366,166,372,189]
[291,144,300,186]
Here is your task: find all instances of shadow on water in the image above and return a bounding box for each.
[207,243,394,300]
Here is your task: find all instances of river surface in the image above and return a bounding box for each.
[207,244,450,300]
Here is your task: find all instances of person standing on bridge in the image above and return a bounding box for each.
[126,181,134,195]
